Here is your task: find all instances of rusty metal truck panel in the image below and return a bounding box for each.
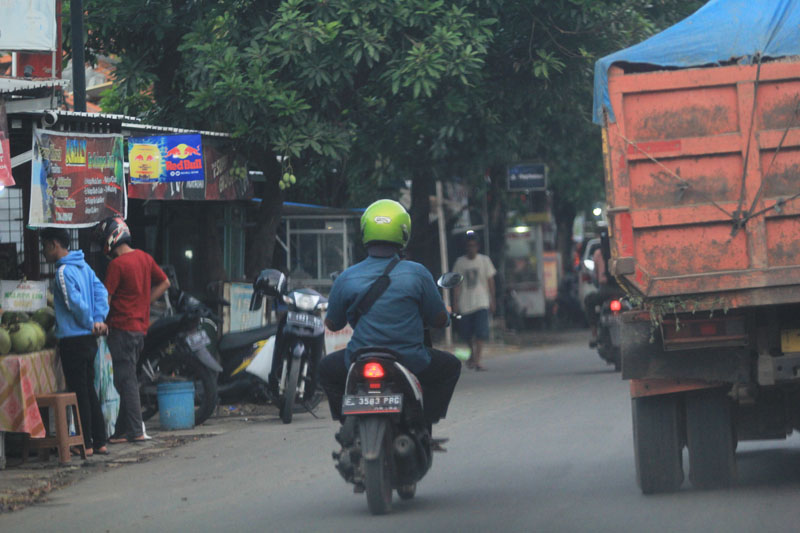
[602,59,800,308]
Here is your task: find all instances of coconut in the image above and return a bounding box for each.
[2,311,30,327]
[0,328,11,355]
[31,307,56,331]
[29,322,46,351]
[10,322,40,353]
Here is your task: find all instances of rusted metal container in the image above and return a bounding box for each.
[602,60,800,310]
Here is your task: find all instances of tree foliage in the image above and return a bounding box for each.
[77,0,705,272]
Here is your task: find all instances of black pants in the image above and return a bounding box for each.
[108,328,145,439]
[59,335,106,449]
[584,285,626,327]
[319,348,461,424]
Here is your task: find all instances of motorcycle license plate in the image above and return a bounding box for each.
[186,329,211,351]
[342,394,403,415]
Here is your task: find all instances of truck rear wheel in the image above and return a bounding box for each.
[632,395,684,494]
[685,389,736,489]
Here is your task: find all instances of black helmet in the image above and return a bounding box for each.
[94,216,132,257]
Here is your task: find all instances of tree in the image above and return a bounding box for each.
[77,0,704,277]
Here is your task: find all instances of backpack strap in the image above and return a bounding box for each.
[351,256,401,328]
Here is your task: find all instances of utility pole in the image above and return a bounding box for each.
[436,181,452,346]
[70,0,86,112]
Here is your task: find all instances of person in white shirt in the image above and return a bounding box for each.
[452,231,496,371]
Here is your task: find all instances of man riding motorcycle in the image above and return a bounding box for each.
[318,199,462,435]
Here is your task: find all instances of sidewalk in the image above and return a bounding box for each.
[0,413,238,513]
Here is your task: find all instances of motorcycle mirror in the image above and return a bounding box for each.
[249,292,263,312]
[437,272,463,289]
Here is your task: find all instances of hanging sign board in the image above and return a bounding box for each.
[129,134,204,184]
[0,102,14,187]
[29,128,127,228]
[508,162,547,191]
[1,280,48,312]
[0,0,57,51]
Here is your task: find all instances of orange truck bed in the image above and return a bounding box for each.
[602,60,800,310]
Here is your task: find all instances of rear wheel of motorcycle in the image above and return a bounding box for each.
[280,358,300,424]
[397,483,416,500]
[188,358,219,425]
[364,427,393,514]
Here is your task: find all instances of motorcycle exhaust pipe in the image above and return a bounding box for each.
[394,434,416,458]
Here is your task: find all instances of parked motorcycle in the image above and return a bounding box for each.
[331,272,462,515]
[138,280,224,426]
[595,296,631,371]
[244,269,327,424]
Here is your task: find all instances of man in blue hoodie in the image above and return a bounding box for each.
[41,228,110,457]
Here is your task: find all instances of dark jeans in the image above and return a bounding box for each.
[108,328,145,439]
[59,335,106,449]
[584,284,626,328]
[319,348,461,425]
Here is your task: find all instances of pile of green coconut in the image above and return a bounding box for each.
[0,307,56,355]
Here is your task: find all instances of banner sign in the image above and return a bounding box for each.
[0,0,57,51]
[129,134,204,184]
[0,102,14,187]
[203,145,253,200]
[508,162,547,191]
[128,141,252,201]
[1,280,48,312]
[29,128,126,228]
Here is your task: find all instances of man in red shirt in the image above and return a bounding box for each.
[96,216,170,443]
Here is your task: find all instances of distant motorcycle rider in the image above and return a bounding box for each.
[585,228,625,347]
[318,199,461,430]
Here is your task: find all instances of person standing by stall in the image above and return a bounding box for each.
[95,217,170,443]
[452,231,497,371]
[41,227,110,457]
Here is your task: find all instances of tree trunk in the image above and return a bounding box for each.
[487,165,508,316]
[552,193,576,274]
[407,171,436,272]
[246,176,283,280]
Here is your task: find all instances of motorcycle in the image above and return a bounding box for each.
[244,269,327,424]
[331,271,462,515]
[595,295,631,372]
[138,277,224,426]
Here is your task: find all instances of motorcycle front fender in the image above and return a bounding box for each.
[358,416,389,462]
[192,345,223,373]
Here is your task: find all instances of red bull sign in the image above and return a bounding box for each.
[129,134,204,183]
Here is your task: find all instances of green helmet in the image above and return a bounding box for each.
[361,199,411,248]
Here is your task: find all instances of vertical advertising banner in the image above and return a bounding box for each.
[0,102,14,186]
[29,129,127,228]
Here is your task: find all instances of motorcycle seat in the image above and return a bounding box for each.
[218,324,279,353]
[352,346,403,361]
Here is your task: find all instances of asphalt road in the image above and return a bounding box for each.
[5,339,800,532]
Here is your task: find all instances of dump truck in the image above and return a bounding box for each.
[594,0,800,493]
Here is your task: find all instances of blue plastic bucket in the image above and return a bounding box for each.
[157,381,195,430]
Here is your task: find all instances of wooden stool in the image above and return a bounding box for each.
[24,393,86,464]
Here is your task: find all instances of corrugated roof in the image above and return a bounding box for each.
[0,77,64,95]
[122,122,230,138]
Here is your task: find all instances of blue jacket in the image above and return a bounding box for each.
[52,250,109,338]
[326,255,448,373]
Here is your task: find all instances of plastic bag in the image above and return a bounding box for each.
[94,337,120,437]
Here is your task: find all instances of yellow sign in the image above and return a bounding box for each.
[781,329,800,353]
[129,143,162,181]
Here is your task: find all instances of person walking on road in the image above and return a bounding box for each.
[452,231,496,371]
[95,217,170,444]
[41,228,110,457]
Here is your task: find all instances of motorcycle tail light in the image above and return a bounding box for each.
[363,362,385,379]
[610,300,622,312]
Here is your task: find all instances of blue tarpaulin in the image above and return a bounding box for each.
[593,0,800,124]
